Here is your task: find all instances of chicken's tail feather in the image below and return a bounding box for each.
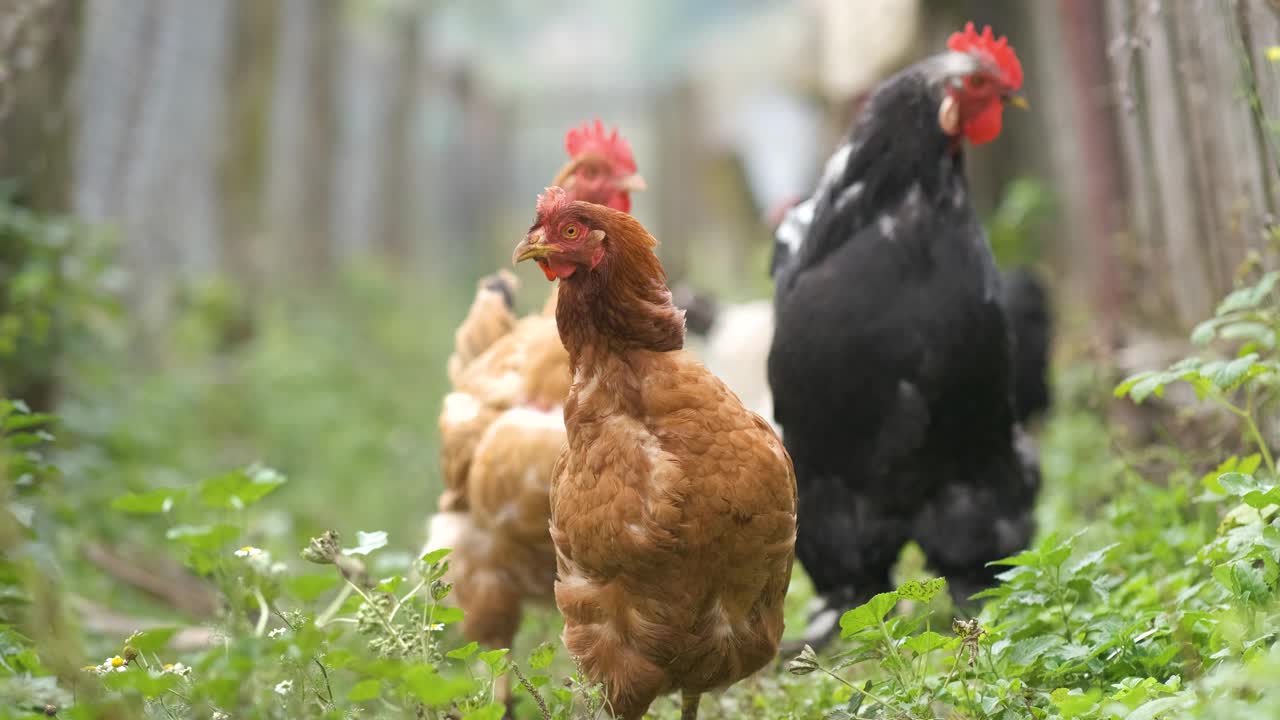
[1001,266,1052,424]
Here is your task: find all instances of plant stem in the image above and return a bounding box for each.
[315,583,354,627]
[388,578,426,624]
[817,667,906,716]
[345,579,413,654]
[252,586,270,638]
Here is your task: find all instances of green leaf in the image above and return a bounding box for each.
[198,468,286,510]
[347,678,382,702]
[376,575,404,593]
[402,666,473,706]
[421,548,451,565]
[903,631,949,654]
[287,573,340,603]
[111,488,183,514]
[1217,271,1278,314]
[1127,695,1192,720]
[1207,353,1262,390]
[125,628,177,655]
[447,641,479,660]
[896,577,946,603]
[1218,472,1263,497]
[839,592,898,638]
[528,641,556,670]
[1050,688,1097,718]
[477,648,509,672]
[463,704,507,720]
[165,524,238,551]
[434,606,464,625]
[343,530,388,556]
[1190,319,1219,345]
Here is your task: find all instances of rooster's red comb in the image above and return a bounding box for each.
[536,186,570,221]
[947,22,1023,91]
[564,119,637,174]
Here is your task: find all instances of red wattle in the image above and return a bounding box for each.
[547,257,578,280]
[963,102,1004,145]
[536,260,557,282]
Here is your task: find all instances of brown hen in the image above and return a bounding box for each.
[424,122,645,707]
[513,187,797,720]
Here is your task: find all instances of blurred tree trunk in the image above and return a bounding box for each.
[266,0,339,280]
[0,0,79,212]
[378,8,424,262]
[220,0,280,304]
[75,0,233,335]
[0,0,79,411]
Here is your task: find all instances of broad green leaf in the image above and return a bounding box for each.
[421,548,451,565]
[903,631,949,654]
[896,577,946,603]
[528,641,556,670]
[1207,353,1262,390]
[376,575,404,593]
[839,592,898,638]
[343,530,388,556]
[125,628,177,654]
[447,641,479,660]
[111,488,183,514]
[1218,472,1262,497]
[434,606,464,625]
[347,678,382,702]
[198,466,286,510]
[165,524,238,551]
[477,648,509,672]
[287,573,340,603]
[1050,688,1097,718]
[402,666,473,705]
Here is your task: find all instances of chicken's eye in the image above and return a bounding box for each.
[967,74,988,90]
[563,225,580,240]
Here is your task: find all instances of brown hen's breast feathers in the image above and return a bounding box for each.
[551,348,797,714]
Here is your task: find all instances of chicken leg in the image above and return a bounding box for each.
[681,692,701,720]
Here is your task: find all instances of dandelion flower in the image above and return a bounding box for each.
[273,679,293,696]
[234,546,263,558]
[268,627,287,639]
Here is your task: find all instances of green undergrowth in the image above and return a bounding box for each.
[5,248,1280,715]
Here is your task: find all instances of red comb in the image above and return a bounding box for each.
[564,119,637,174]
[947,22,1023,90]
[536,186,570,220]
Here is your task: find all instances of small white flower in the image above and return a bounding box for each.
[161,662,192,678]
[428,623,445,632]
[212,712,230,720]
[94,655,128,674]
[273,679,293,696]
[234,546,263,558]
[268,561,287,576]
[268,627,287,639]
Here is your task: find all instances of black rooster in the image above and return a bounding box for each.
[768,23,1043,649]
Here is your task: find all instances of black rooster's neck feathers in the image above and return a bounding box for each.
[773,62,969,284]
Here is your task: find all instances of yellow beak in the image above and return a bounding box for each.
[1005,94,1030,111]
[512,229,551,265]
